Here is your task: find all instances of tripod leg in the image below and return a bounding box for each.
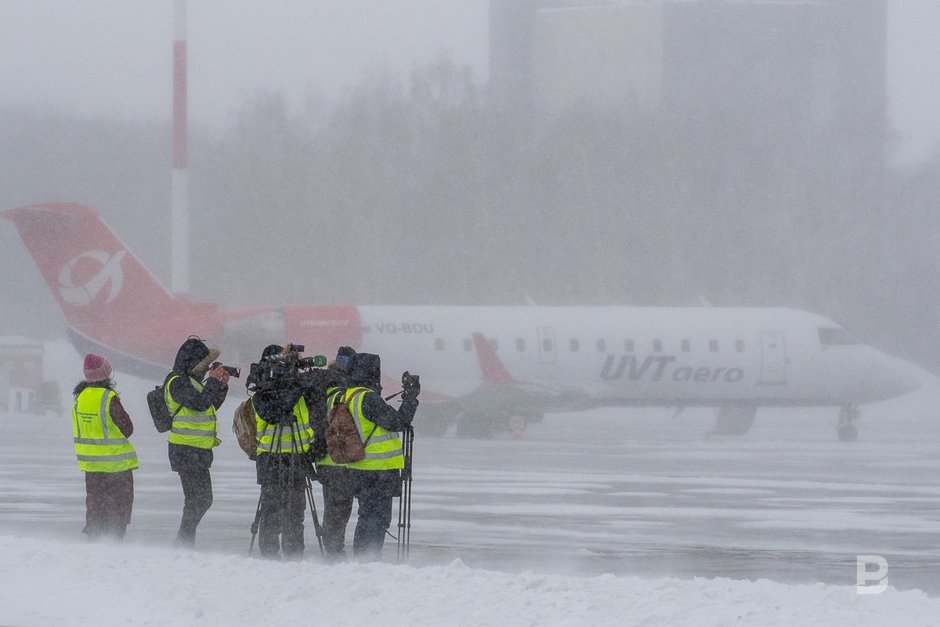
[403,476,412,559]
[289,420,325,557]
[398,426,414,561]
[249,491,263,556]
[397,480,405,562]
[405,427,413,558]
[305,474,325,556]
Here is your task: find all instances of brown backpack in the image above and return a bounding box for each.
[326,390,374,464]
[232,398,258,460]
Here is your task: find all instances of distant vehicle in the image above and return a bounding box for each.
[2,203,919,440]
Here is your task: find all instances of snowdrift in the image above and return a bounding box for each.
[2,535,937,627]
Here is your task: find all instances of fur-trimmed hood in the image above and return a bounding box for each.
[173,337,219,377]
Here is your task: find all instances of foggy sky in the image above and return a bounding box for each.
[0,0,937,166]
[0,1,488,123]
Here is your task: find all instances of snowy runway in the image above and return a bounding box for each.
[2,351,940,624]
[410,413,940,594]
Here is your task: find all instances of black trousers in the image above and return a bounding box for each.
[319,466,355,557]
[176,468,213,545]
[84,470,134,539]
[258,473,307,559]
[320,467,400,560]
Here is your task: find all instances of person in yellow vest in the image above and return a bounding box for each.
[251,344,318,559]
[316,346,357,560]
[319,352,419,559]
[72,353,138,539]
[164,337,230,546]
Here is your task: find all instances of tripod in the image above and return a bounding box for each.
[397,424,414,562]
[249,419,324,557]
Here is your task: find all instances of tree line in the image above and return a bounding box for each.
[1,58,938,370]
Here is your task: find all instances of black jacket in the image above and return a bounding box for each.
[344,352,418,432]
[166,338,228,471]
[358,390,418,432]
[253,386,316,484]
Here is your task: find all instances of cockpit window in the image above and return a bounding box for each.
[819,327,859,346]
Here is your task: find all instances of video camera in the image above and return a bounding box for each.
[246,343,327,394]
[211,361,241,378]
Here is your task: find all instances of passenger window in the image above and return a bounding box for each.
[570,339,580,352]
[434,338,445,351]
[463,338,472,352]
[516,338,525,351]
[624,339,634,352]
[596,339,606,352]
[735,339,746,352]
[653,339,662,352]
[709,339,719,352]
[681,339,690,352]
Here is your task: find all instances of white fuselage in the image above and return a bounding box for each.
[353,306,916,408]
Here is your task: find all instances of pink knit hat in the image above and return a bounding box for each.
[83,353,112,382]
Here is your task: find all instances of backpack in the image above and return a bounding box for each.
[232,398,258,460]
[325,390,375,464]
[147,375,181,433]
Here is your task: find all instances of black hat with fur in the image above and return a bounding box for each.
[174,337,219,377]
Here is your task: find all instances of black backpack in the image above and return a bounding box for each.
[147,374,182,433]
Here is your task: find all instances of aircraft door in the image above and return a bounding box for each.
[758,331,787,385]
[537,326,556,364]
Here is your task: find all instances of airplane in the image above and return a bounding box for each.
[2,202,920,441]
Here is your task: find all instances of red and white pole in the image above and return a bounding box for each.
[171,0,189,295]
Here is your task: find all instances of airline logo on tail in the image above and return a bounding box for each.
[58,249,126,306]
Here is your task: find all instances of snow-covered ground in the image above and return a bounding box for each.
[1,338,939,625]
[2,534,938,627]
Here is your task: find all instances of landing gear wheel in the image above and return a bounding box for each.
[838,424,858,442]
[456,416,494,439]
[837,406,859,442]
[508,415,527,439]
[419,418,448,437]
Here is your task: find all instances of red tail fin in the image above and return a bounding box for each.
[472,332,516,384]
[3,203,216,371]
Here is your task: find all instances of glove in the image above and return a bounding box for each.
[401,371,420,398]
[207,365,230,386]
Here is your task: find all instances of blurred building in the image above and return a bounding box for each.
[488,0,891,336]
[489,0,887,175]
[490,0,886,134]
[488,0,889,279]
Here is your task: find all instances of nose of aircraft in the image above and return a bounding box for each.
[865,359,921,401]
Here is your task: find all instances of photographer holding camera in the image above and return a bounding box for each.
[164,337,230,547]
[248,344,323,560]
[317,352,419,560]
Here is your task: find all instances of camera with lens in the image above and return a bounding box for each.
[246,343,329,427]
[246,344,327,394]
[401,371,420,396]
[211,361,241,378]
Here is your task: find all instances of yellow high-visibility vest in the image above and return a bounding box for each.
[255,396,313,455]
[319,387,403,470]
[72,387,138,473]
[166,375,219,449]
